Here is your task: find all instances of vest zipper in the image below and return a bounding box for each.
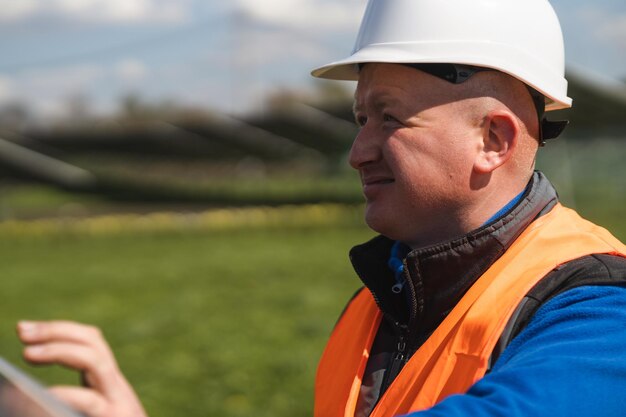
[379,320,409,395]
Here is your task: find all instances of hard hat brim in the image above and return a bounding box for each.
[311,41,572,111]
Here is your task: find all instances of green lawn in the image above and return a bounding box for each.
[0,221,374,417]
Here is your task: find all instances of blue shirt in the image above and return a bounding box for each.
[402,285,626,417]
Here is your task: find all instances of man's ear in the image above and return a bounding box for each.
[473,110,519,174]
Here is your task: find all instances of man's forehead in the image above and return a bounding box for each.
[353,66,461,114]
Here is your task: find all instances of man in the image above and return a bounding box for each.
[311,1,626,416]
[16,0,626,416]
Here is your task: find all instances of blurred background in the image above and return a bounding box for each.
[0,1,624,416]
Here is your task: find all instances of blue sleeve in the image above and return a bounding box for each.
[401,285,626,417]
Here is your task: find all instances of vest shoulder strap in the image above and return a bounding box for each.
[490,253,626,366]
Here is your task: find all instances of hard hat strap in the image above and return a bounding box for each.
[402,63,487,84]
[527,86,569,144]
[357,63,569,143]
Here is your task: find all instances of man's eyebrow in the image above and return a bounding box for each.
[353,93,402,117]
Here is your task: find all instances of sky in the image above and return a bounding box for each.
[0,0,624,120]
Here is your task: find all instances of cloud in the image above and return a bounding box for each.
[0,61,148,118]
[115,59,148,82]
[597,15,626,49]
[0,1,39,21]
[234,0,365,32]
[223,0,367,84]
[0,0,191,24]
[577,7,626,48]
[225,30,329,70]
[0,75,13,101]
[23,65,106,94]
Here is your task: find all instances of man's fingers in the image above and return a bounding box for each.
[49,386,107,417]
[17,321,109,351]
[23,342,118,396]
[16,320,149,417]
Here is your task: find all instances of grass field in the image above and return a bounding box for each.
[0,210,374,417]
[0,137,623,417]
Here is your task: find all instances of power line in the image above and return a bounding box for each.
[0,17,225,73]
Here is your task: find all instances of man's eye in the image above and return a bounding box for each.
[383,114,399,123]
[355,116,367,127]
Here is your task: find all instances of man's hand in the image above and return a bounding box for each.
[16,320,148,417]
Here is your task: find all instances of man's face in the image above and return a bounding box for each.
[350,63,484,247]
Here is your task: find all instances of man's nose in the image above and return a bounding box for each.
[348,126,382,170]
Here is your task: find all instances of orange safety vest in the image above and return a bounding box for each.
[315,204,626,417]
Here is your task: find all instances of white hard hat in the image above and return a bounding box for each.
[312,0,572,112]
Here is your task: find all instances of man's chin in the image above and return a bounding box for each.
[364,204,395,237]
[364,203,420,245]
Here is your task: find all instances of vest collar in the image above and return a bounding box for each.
[349,171,558,334]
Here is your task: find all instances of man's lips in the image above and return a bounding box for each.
[363,177,395,186]
[361,175,395,196]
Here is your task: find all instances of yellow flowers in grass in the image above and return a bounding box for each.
[0,204,364,238]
